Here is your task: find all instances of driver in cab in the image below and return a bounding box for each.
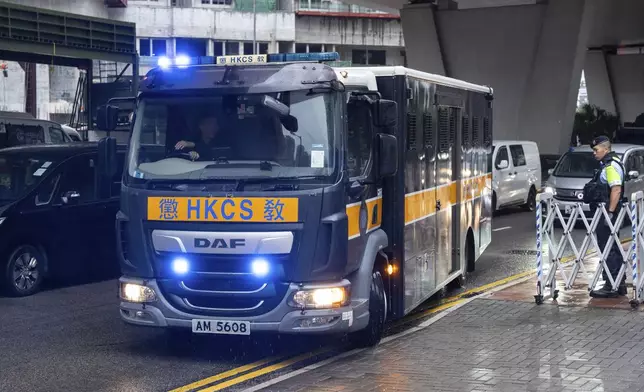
[174,114,231,161]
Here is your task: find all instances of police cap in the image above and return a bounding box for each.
[590,135,610,148]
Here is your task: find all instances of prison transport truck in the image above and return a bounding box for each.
[102,52,494,347]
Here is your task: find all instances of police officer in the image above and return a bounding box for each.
[589,136,626,298]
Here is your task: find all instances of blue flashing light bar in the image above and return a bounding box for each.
[155,52,340,69]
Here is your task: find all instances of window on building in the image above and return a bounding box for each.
[201,0,233,4]
[278,41,293,53]
[243,42,254,55]
[176,38,208,57]
[309,44,322,52]
[214,41,224,57]
[352,49,386,65]
[139,38,151,56]
[258,43,269,55]
[225,42,239,55]
[152,39,166,56]
[295,43,307,53]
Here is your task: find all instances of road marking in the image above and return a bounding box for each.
[168,357,283,392]
[493,226,512,232]
[196,351,328,392]
[171,237,633,392]
[240,274,535,392]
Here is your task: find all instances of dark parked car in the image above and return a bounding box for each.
[0,142,126,296]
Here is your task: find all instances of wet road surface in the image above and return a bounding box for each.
[0,208,618,392]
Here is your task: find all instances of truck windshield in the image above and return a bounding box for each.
[127,91,339,182]
[0,154,56,204]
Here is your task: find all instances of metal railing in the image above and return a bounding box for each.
[535,191,644,308]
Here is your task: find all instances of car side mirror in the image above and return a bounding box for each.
[61,190,80,205]
[96,104,119,132]
[497,160,509,170]
[376,133,398,178]
[629,170,640,180]
[372,99,398,128]
[547,168,554,175]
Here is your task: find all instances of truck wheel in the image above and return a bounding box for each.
[349,271,386,348]
[3,244,45,297]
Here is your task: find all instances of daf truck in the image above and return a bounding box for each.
[100,52,494,346]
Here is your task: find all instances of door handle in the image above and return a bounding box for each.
[436,200,441,210]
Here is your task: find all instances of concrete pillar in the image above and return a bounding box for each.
[584,50,617,114]
[36,64,50,120]
[400,4,445,76]
[0,62,25,112]
[207,39,214,56]
[606,54,644,123]
[400,0,600,154]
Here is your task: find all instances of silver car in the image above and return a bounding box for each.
[543,144,644,219]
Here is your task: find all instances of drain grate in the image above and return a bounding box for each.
[507,249,539,256]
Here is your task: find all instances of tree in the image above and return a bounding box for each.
[571,103,619,146]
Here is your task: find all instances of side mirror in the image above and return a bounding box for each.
[629,170,640,180]
[281,115,299,133]
[497,160,509,170]
[547,168,554,175]
[98,137,118,178]
[96,104,119,132]
[372,99,397,128]
[61,190,80,205]
[376,133,398,178]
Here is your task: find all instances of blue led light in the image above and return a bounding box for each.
[172,257,190,275]
[251,258,270,277]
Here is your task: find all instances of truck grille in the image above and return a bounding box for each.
[155,253,290,317]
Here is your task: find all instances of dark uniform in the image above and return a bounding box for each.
[585,136,626,297]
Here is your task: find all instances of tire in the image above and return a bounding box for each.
[349,271,386,348]
[3,244,45,297]
[523,187,537,212]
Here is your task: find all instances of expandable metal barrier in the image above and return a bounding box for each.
[535,191,644,308]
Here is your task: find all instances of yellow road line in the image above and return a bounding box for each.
[196,351,328,392]
[169,357,281,392]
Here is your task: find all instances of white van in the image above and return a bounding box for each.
[490,140,542,212]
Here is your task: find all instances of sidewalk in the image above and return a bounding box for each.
[245,251,644,392]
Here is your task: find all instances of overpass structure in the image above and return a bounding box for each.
[352,0,644,154]
[6,0,642,153]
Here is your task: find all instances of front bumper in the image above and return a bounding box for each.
[119,277,369,334]
[543,199,593,221]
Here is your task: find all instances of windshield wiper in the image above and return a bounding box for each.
[235,175,326,191]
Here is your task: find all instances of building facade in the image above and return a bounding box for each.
[0,0,406,121]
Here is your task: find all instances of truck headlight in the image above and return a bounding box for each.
[120,282,157,303]
[290,287,349,309]
[544,186,555,195]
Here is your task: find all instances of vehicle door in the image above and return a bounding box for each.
[624,149,644,199]
[508,144,529,203]
[93,151,126,278]
[48,153,107,281]
[493,144,514,207]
